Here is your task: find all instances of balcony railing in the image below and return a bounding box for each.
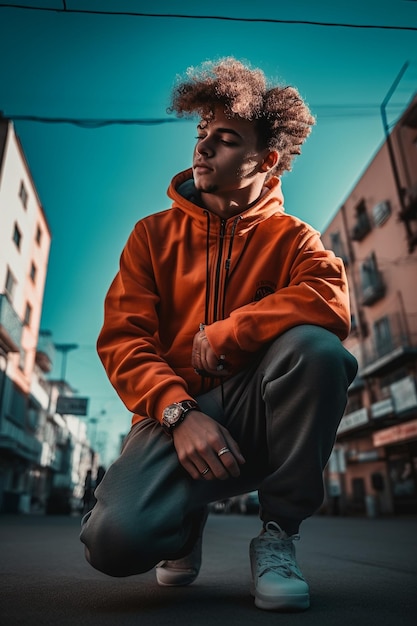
[351,215,372,241]
[0,418,42,463]
[400,184,417,221]
[0,294,22,353]
[36,331,55,373]
[361,315,417,377]
[360,272,385,306]
[370,376,417,419]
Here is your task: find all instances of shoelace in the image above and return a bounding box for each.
[255,526,302,579]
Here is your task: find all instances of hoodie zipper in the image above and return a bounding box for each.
[212,219,226,323]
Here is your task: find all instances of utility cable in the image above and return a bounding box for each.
[1,115,184,127]
[0,4,416,32]
[2,105,410,128]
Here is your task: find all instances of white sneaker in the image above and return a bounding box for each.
[155,541,202,586]
[250,521,310,611]
[156,508,207,586]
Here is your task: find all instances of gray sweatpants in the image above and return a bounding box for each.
[80,325,357,577]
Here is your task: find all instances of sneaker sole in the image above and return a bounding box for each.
[156,569,199,587]
[251,584,310,611]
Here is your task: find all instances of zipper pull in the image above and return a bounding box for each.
[220,219,226,239]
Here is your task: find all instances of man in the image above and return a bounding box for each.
[80,57,357,611]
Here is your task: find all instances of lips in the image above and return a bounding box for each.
[193,161,212,172]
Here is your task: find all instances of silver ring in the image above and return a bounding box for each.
[201,467,210,476]
[217,447,231,458]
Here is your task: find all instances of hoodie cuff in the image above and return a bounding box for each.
[153,386,195,424]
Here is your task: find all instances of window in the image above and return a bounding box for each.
[374,317,393,358]
[372,201,391,227]
[330,232,348,263]
[361,252,379,287]
[19,181,28,209]
[351,200,371,241]
[18,348,26,372]
[35,225,42,245]
[30,262,37,283]
[5,267,17,300]
[24,302,32,326]
[360,252,385,306]
[13,223,22,250]
[8,382,27,425]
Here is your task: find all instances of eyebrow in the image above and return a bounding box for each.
[197,123,243,139]
[217,127,242,139]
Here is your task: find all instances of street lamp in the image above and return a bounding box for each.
[86,409,106,450]
[54,343,78,382]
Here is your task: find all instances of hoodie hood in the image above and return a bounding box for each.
[167,168,285,234]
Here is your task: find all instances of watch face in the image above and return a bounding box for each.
[164,404,182,424]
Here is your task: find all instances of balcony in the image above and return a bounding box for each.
[0,294,23,353]
[0,418,42,463]
[360,272,386,306]
[400,183,417,222]
[337,407,369,435]
[351,214,371,242]
[371,397,395,420]
[361,326,417,378]
[35,330,55,373]
[370,377,417,420]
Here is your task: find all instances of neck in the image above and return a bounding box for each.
[200,186,267,219]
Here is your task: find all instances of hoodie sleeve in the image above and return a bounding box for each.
[204,228,351,370]
[96,222,194,422]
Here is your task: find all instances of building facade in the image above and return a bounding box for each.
[0,119,52,512]
[0,119,94,513]
[322,95,417,516]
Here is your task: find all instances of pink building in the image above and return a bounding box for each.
[0,118,52,512]
[322,95,417,516]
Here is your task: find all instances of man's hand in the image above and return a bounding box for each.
[172,411,245,481]
[192,326,230,377]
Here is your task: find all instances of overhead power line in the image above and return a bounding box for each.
[2,104,410,128]
[2,115,183,128]
[0,4,417,32]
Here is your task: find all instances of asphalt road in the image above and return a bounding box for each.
[1,511,416,625]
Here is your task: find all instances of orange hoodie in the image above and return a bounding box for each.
[97,169,351,426]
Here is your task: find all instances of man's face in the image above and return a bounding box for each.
[192,108,268,196]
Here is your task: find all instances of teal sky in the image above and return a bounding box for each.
[1,1,417,464]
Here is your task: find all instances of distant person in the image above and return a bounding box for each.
[80,57,357,611]
[95,465,106,489]
[82,470,94,515]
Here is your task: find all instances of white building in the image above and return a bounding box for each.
[0,117,52,511]
[0,119,95,514]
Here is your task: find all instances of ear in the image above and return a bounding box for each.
[260,150,279,173]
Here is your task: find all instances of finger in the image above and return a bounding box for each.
[179,450,219,481]
[200,343,230,377]
[199,466,211,479]
[186,444,234,481]
[200,338,217,371]
[178,453,207,481]
[221,433,246,466]
[214,450,241,478]
[201,446,240,480]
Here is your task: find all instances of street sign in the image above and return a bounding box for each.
[56,395,89,416]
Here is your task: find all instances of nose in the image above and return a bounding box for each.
[195,135,213,157]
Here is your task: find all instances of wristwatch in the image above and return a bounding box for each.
[162,400,200,435]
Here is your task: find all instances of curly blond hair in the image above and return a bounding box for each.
[169,57,316,177]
